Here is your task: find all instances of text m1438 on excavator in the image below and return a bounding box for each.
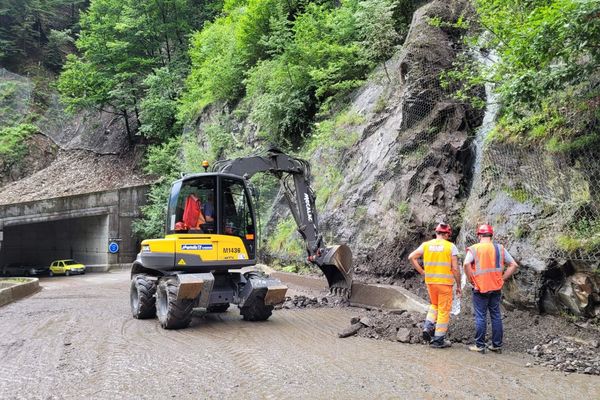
[129,148,353,329]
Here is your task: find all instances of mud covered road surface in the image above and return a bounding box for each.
[1,271,599,399]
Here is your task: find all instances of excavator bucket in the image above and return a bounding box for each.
[318,244,353,298]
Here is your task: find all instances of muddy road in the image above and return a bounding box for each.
[0,271,598,399]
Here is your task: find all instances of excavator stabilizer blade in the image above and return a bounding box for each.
[319,244,353,298]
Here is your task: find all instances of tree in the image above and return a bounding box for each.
[356,0,400,82]
[58,0,221,141]
[0,0,86,69]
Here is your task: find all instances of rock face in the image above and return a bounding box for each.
[0,69,135,189]
[311,0,482,292]
[41,94,133,155]
[307,0,600,317]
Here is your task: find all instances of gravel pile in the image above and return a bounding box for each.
[338,308,600,376]
[527,337,600,375]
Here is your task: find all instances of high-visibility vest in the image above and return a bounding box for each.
[467,242,505,293]
[422,239,454,285]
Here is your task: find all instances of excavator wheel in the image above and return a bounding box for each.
[239,294,273,321]
[156,277,193,329]
[130,274,157,319]
[207,303,230,313]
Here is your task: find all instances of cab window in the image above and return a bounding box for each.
[167,176,216,234]
[222,178,255,238]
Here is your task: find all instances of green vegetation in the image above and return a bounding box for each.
[0,80,31,125]
[396,200,410,220]
[265,216,305,261]
[0,0,85,71]
[48,0,419,237]
[131,137,183,238]
[181,0,417,147]
[0,123,38,167]
[443,0,599,152]
[57,0,222,141]
[556,218,600,254]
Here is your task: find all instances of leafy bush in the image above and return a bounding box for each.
[246,58,315,148]
[0,123,38,165]
[139,67,184,141]
[182,0,417,148]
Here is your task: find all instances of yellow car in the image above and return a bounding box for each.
[49,260,86,276]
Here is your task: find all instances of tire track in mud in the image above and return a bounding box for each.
[185,315,288,400]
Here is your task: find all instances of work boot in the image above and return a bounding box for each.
[487,344,502,354]
[422,330,434,343]
[468,345,486,354]
[429,339,452,349]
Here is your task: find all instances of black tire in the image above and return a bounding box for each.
[156,278,193,329]
[130,274,157,319]
[49,270,54,277]
[240,294,273,321]
[207,303,230,313]
[65,270,70,276]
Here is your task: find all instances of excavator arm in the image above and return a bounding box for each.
[211,149,353,297]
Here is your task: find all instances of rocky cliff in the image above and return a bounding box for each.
[263,0,599,318]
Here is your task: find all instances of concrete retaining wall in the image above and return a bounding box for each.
[0,278,40,307]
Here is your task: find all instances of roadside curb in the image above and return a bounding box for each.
[0,278,40,308]
[271,271,428,313]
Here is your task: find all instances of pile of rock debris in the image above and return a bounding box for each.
[337,308,600,376]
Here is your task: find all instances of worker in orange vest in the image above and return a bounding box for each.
[464,224,519,353]
[408,223,461,348]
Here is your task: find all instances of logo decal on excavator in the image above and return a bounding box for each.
[178,258,187,265]
[181,244,213,250]
[304,193,313,222]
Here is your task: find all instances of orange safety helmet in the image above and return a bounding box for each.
[435,223,452,234]
[477,224,494,235]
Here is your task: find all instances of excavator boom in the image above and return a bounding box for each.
[212,149,353,297]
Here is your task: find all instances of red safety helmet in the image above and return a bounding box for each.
[435,223,452,234]
[477,224,494,235]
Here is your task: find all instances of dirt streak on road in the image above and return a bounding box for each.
[0,271,598,399]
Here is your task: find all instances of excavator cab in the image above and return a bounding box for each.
[161,173,257,269]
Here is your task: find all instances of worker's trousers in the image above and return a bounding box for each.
[423,284,453,343]
[472,289,503,348]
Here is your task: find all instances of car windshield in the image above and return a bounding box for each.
[63,260,77,265]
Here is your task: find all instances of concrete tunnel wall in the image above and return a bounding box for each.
[1,215,109,267]
[0,185,150,270]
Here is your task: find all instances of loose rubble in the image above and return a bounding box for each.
[277,294,349,310]
[527,338,600,375]
[337,308,600,376]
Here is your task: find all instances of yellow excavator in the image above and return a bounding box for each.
[130,148,353,329]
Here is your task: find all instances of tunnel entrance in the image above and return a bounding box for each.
[0,214,109,268]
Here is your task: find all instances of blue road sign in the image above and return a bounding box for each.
[108,242,120,254]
